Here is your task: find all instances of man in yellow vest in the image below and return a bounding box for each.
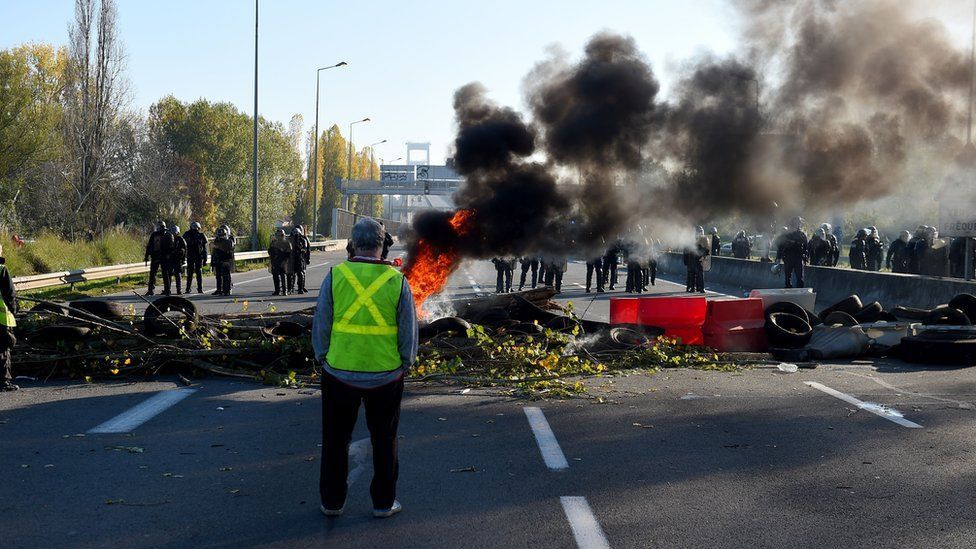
[0,243,18,391]
[312,217,417,519]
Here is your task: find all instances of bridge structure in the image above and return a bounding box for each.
[340,160,462,221]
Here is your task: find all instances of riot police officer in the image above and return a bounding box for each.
[777,217,809,288]
[518,256,539,291]
[183,222,208,294]
[866,226,884,271]
[144,221,172,296]
[585,254,605,293]
[731,231,751,259]
[211,226,235,296]
[166,225,187,295]
[849,229,868,270]
[710,227,721,256]
[808,228,831,266]
[268,228,292,296]
[821,223,840,266]
[887,230,912,273]
[290,226,311,294]
[602,243,620,290]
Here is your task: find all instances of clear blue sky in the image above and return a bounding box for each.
[1,1,969,164]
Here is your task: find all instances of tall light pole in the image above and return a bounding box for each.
[367,140,387,218]
[345,117,370,210]
[311,61,347,241]
[381,157,402,219]
[251,0,259,250]
[368,140,386,181]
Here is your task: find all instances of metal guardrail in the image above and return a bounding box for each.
[13,239,347,291]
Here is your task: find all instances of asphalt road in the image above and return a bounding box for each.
[3,250,976,548]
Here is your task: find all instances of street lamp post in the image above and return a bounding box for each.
[251,0,258,251]
[367,140,387,218]
[311,61,347,241]
[381,156,402,219]
[345,117,370,210]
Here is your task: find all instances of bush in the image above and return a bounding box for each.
[3,230,147,275]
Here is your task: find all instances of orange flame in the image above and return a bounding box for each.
[404,209,475,316]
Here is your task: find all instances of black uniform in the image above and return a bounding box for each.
[518,257,539,290]
[381,231,394,261]
[808,235,831,267]
[492,257,515,293]
[166,233,187,295]
[585,256,605,293]
[711,234,721,256]
[211,236,235,296]
[144,229,173,295]
[268,236,291,295]
[0,260,19,389]
[823,233,840,266]
[183,229,208,293]
[683,240,708,293]
[289,233,311,293]
[866,234,884,271]
[602,245,620,290]
[731,235,751,259]
[887,238,911,274]
[849,237,868,270]
[777,230,809,288]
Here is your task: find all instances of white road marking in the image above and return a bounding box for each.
[88,389,197,434]
[235,261,331,286]
[560,496,611,549]
[842,371,975,410]
[347,437,371,485]
[805,382,922,428]
[463,268,485,294]
[524,407,569,470]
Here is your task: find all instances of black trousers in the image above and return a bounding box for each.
[626,262,643,293]
[321,374,403,511]
[147,258,164,292]
[687,263,704,292]
[544,269,563,292]
[164,261,182,294]
[647,259,657,286]
[519,260,538,290]
[784,261,804,288]
[496,268,512,292]
[186,258,204,292]
[215,265,232,294]
[602,258,617,289]
[585,261,604,291]
[0,328,12,383]
[272,271,286,293]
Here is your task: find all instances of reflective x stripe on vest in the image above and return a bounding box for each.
[0,266,15,328]
[326,261,403,373]
[334,263,398,335]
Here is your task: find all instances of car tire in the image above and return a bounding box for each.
[923,306,970,326]
[144,296,198,337]
[898,334,976,366]
[823,311,859,327]
[819,295,863,319]
[69,300,127,321]
[804,309,823,327]
[948,293,976,324]
[764,301,809,325]
[853,301,884,323]
[765,312,813,348]
[419,317,472,339]
[891,306,932,321]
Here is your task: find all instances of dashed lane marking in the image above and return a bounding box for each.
[524,407,569,470]
[560,496,612,549]
[88,389,197,434]
[805,382,923,428]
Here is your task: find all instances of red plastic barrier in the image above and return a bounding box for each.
[609,297,640,325]
[637,295,707,345]
[702,297,767,352]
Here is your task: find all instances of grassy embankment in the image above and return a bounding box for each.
[2,230,269,302]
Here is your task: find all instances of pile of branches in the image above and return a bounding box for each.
[13,297,317,386]
[11,288,734,397]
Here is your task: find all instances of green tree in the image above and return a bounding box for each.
[0,43,65,225]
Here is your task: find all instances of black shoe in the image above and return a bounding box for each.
[212,290,222,296]
[272,291,280,296]
[197,288,204,294]
[1,382,19,391]
[144,290,154,296]
[161,290,171,296]
[597,288,605,293]
[585,288,591,293]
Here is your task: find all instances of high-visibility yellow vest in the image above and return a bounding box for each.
[326,261,403,372]
[0,266,15,328]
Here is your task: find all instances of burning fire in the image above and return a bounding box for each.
[404,209,475,316]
